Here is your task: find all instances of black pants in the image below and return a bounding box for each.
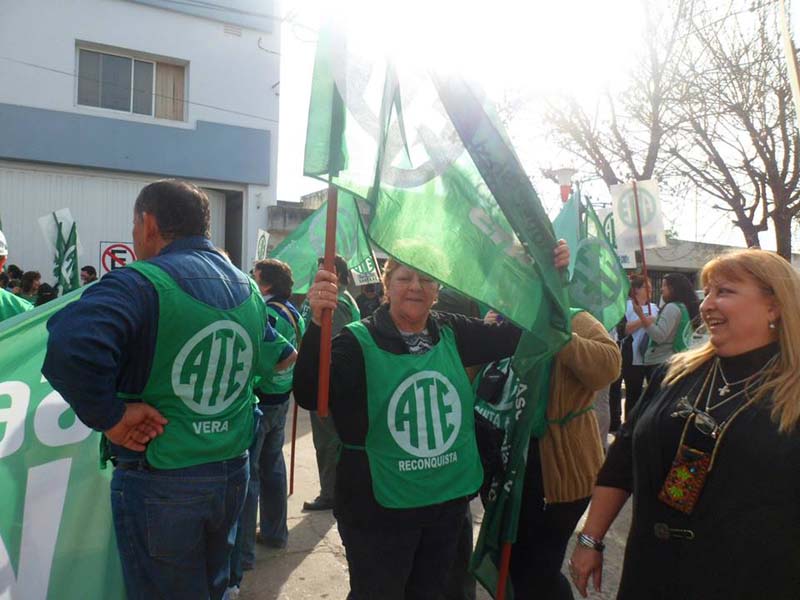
[441,504,477,600]
[510,445,590,600]
[339,506,464,600]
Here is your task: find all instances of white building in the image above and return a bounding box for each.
[0,0,280,277]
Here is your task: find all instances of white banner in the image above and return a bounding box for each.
[610,179,666,251]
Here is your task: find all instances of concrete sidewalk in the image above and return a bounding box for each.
[239,409,631,600]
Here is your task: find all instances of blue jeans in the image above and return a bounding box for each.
[110,454,249,600]
[230,401,289,585]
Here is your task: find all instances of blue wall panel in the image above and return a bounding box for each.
[0,103,270,185]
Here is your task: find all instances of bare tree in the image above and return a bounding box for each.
[668,1,800,257]
[545,0,800,258]
[544,0,692,186]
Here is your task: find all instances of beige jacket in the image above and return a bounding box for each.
[538,311,622,503]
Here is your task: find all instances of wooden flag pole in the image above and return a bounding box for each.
[289,399,299,495]
[496,542,513,600]
[631,180,651,315]
[317,184,339,417]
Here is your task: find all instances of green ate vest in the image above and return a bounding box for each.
[346,321,483,509]
[339,291,361,324]
[648,302,692,354]
[257,300,305,395]
[124,261,269,469]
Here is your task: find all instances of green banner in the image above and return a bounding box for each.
[270,190,379,294]
[471,356,549,600]
[0,290,125,599]
[554,194,629,332]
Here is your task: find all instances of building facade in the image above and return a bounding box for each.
[0,0,280,276]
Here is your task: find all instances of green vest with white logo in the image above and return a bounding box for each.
[126,261,268,470]
[257,300,305,395]
[647,301,692,354]
[346,320,482,509]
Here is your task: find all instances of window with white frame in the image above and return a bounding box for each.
[77,48,186,121]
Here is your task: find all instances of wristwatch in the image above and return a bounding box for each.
[576,531,605,552]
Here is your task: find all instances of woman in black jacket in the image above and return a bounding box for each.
[293,246,569,600]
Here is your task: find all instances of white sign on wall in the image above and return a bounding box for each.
[99,241,136,274]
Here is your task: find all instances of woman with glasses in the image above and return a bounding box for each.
[570,249,800,599]
[293,247,570,600]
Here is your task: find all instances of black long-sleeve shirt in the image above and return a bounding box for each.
[597,344,800,599]
[293,304,521,527]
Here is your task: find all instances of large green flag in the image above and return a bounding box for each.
[554,194,629,331]
[304,23,573,599]
[270,190,379,294]
[304,24,569,334]
[0,290,125,599]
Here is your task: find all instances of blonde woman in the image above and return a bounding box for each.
[570,249,800,599]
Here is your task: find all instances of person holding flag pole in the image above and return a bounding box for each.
[292,242,570,599]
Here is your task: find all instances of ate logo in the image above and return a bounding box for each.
[171,321,253,415]
[616,187,657,228]
[388,370,461,458]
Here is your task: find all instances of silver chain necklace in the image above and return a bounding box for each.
[708,355,778,411]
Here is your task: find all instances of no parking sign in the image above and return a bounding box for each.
[99,242,137,274]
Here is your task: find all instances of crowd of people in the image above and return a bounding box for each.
[0,230,100,321]
[5,178,800,599]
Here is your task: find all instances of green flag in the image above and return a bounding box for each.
[52,213,80,295]
[554,194,629,331]
[551,193,580,277]
[270,190,379,294]
[0,290,125,599]
[304,24,569,333]
[304,23,573,598]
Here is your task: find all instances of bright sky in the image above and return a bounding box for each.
[275,0,789,250]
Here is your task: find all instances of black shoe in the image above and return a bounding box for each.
[302,496,334,511]
[256,532,287,549]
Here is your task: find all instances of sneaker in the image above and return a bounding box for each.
[223,586,240,600]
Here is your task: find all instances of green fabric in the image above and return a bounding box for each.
[270,190,379,294]
[471,308,583,599]
[304,25,572,597]
[554,193,630,331]
[346,321,482,509]
[551,192,580,277]
[0,287,126,599]
[0,288,33,322]
[257,300,306,395]
[672,303,692,352]
[338,290,361,324]
[53,213,80,294]
[127,261,284,470]
[647,301,692,354]
[303,25,569,336]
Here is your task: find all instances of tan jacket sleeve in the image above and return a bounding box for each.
[556,311,622,393]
